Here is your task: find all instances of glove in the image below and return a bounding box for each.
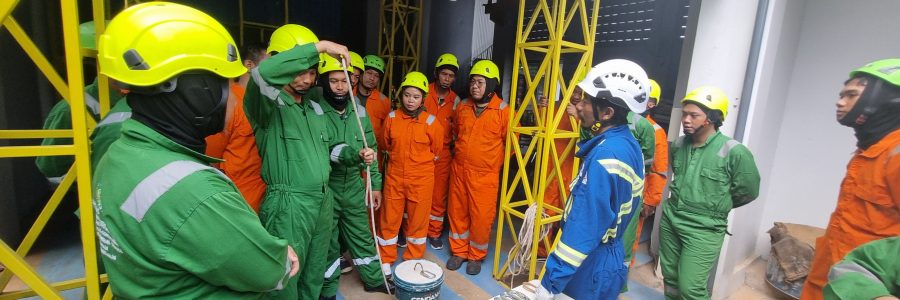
[530,280,554,300]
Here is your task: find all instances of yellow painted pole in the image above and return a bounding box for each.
[0,130,74,139]
[0,242,63,300]
[59,0,101,299]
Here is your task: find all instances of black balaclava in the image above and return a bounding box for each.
[474,78,498,105]
[839,75,900,149]
[319,73,350,111]
[129,72,228,153]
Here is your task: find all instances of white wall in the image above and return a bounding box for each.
[753,0,900,257]
[711,0,806,297]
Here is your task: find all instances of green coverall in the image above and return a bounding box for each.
[93,120,292,299]
[659,132,760,300]
[824,236,900,300]
[36,80,124,178]
[317,94,388,296]
[621,111,657,273]
[243,43,361,300]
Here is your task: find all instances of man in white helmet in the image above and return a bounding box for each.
[534,59,649,299]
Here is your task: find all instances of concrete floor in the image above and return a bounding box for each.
[3,220,794,299]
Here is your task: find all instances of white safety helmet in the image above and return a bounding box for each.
[577,59,650,114]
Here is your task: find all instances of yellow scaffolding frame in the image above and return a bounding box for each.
[377,0,423,100]
[493,0,601,286]
[0,0,113,299]
[238,0,288,46]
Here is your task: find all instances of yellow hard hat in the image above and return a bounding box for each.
[436,53,459,69]
[267,24,319,54]
[400,71,429,94]
[649,79,661,101]
[349,51,364,72]
[470,59,500,81]
[318,54,350,74]
[682,86,729,118]
[98,2,245,87]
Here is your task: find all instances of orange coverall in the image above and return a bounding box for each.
[204,83,267,212]
[364,89,392,172]
[630,115,669,261]
[800,129,900,300]
[448,95,510,261]
[538,111,577,257]
[424,82,461,238]
[377,110,444,264]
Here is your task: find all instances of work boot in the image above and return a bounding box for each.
[466,260,482,275]
[340,257,353,274]
[428,237,443,250]
[364,279,397,294]
[446,256,466,270]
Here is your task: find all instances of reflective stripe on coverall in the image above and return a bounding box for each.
[823,236,900,300]
[93,120,291,299]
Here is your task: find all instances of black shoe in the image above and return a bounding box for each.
[364,279,397,294]
[340,257,353,274]
[446,256,466,271]
[428,237,443,250]
[398,237,407,248]
[466,260,482,275]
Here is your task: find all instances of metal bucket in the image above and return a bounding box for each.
[393,260,443,300]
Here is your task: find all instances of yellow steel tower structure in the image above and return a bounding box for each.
[377,0,423,100]
[493,0,600,287]
[0,0,112,299]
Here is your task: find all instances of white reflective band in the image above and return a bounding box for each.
[389,111,396,118]
[96,112,132,128]
[718,139,741,158]
[47,175,65,185]
[828,262,881,283]
[331,144,348,163]
[377,235,398,246]
[251,68,286,106]
[353,256,380,266]
[324,258,341,278]
[267,250,292,291]
[554,242,587,267]
[407,237,427,245]
[84,92,100,116]
[470,241,489,250]
[426,115,436,125]
[309,100,324,115]
[120,160,216,222]
[382,263,393,275]
[429,215,444,222]
[598,159,644,197]
[499,101,508,109]
[450,231,470,240]
[652,123,662,130]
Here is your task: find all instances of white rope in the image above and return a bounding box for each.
[340,57,392,295]
[507,203,551,286]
